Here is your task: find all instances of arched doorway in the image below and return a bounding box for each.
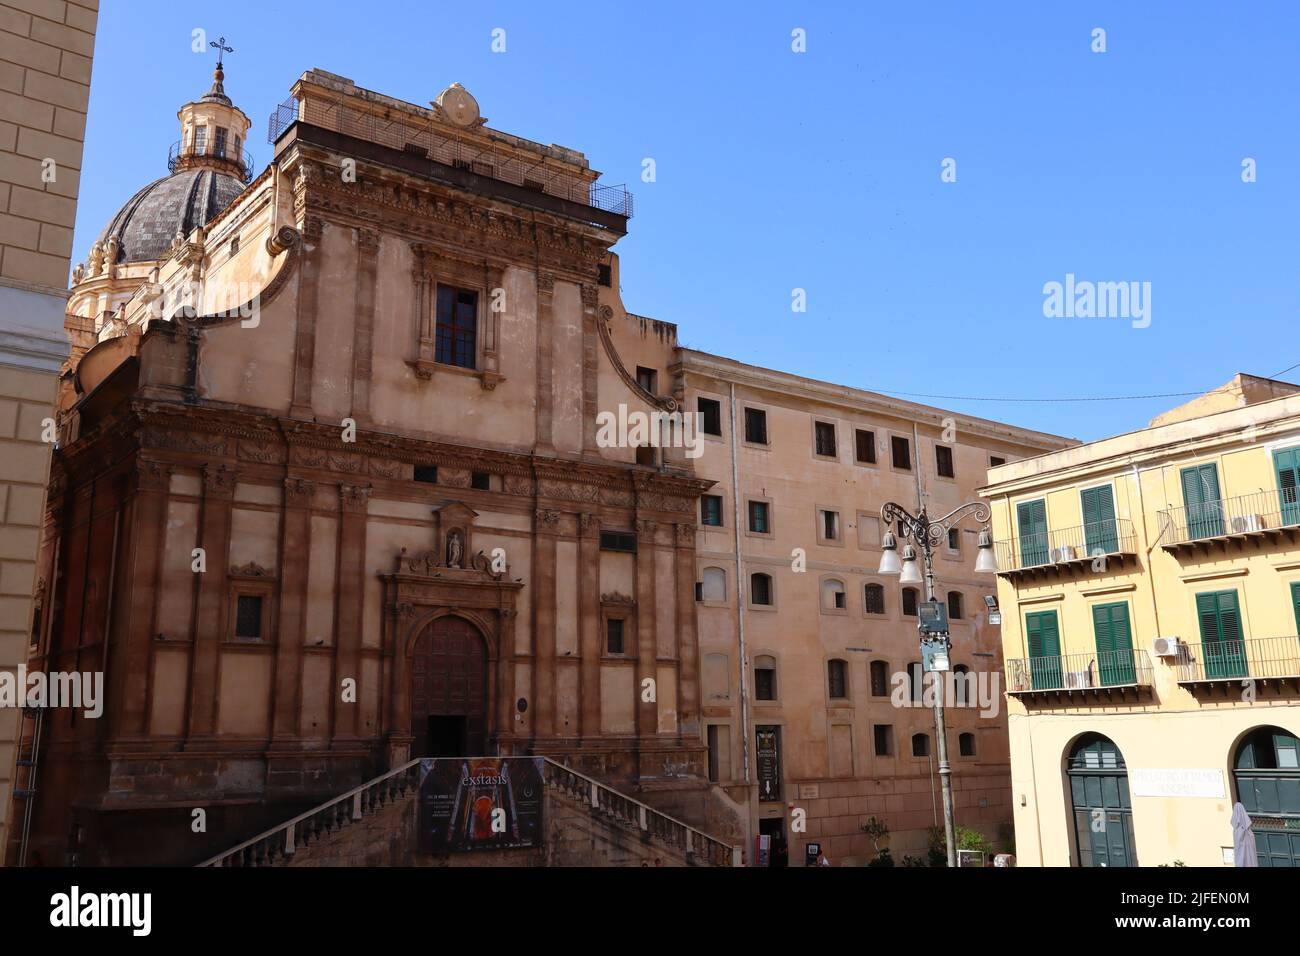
[1233,726,1300,866]
[1066,733,1136,867]
[410,616,489,758]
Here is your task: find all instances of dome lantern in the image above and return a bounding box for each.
[170,36,252,183]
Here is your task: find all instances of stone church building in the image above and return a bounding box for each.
[8,64,1068,865]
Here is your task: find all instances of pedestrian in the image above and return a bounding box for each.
[816,850,831,867]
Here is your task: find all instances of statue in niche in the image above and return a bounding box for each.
[446,529,464,569]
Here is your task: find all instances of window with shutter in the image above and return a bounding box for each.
[1195,590,1247,678]
[1025,610,1062,689]
[1181,464,1223,539]
[1092,602,1135,685]
[1276,448,1300,526]
[1081,485,1119,555]
[1017,499,1049,566]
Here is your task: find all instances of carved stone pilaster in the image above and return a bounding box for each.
[340,483,372,513]
[636,519,658,543]
[135,458,172,493]
[535,508,561,533]
[673,522,697,548]
[202,463,236,499]
[284,477,315,508]
[579,513,601,539]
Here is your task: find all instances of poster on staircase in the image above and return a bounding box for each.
[418,757,546,852]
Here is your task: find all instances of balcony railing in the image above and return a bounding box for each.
[1175,636,1300,684]
[266,96,633,218]
[168,139,254,184]
[1158,487,1300,546]
[1006,648,1153,695]
[994,518,1137,573]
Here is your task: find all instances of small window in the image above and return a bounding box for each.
[214,126,228,157]
[636,366,658,394]
[908,661,924,703]
[822,578,846,610]
[873,724,893,756]
[865,584,886,615]
[701,495,724,527]
[698,398,722,436]
[870,660,890,696]
[600,531,637,553]
[414,465,438,484]
[748,500,770,534]
[902,587,919,617]
[755,655,777,701]
[891,435,911,470]
[597,263,612,287]
[194,126,207,152]
[912,733,931,757]
[635,445,657,467]
[235,595,263,640]
[827,659,847,699]
[707,725,721,782]
[820,509,839,541]
[814,421,837,457]
[744,408,768,445]
[936,445,955,478]
[855,428,876,464]
[701,567,726,602]
[233,134,241,156]
[606,618,625,655]
[953,664,971,706]
[947,528,961,552]
[947,591,963,620]
[750,572,773,606]
[435,285,478,369]
[989,455,1006,467]
[959,732,976,757]
[471,471,490,491]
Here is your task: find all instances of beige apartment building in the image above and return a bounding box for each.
[0,0,97,864]
[682,353,1071,862]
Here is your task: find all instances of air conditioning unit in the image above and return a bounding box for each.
[1152,636,1181,657]
[1231,514,1263,533]
[1051,545,1076,562]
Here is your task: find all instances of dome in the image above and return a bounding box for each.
[93,167,246,265]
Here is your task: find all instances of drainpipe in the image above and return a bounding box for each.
[1133,463,1164,638]
[728,383,752,787]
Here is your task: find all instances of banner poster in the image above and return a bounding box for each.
[418,757,546,852]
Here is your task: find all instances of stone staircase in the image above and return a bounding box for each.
[198,757,738,867]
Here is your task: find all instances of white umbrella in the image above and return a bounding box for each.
[1231,802,1259,867]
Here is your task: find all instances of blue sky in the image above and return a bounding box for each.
[74,1,1300,441]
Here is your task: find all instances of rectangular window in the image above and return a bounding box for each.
[1025,610,1063,690]
[636,366,657,394]
[606,618,625,655]
[1081,484,1119,555]
[470,472,490,491]
[750,574,773,606]
[902,589,918,617]
[820,509,839,541]
[748,500,770,534]
[873,724,893,757]
[1016,498,1049,566]
[827,660,847,699]
[1195,590,1247,678]
[1180,463,1223,539]
[744,408,768,445]
[414,465,438,484]
[193,126,207,152]
[435,284,478,369]
[891,435,911,470]
[936,445,954,478]
[698,397,722,436]
[707,725,721,782]
[1092,602,1136,685]
[701,495,723,527]
[600,530,637,553]
[214,126,228,157]
[855,428,876,464]
[597,263,612,287]
[814,421,837,457]
[947,528,961,552]
[865,585,886,615]
[235,595,263,640]
[870,661,889,696]
[755,667,776,701]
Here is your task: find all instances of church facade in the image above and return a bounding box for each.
[11,65,1069,866]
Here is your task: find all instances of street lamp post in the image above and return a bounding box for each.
[877,500,998,867]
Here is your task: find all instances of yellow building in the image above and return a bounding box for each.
[983,374,1300,867]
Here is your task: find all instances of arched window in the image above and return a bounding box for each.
[754,654,777,701]
[870,660,890,697]
[822,577,846,611]
[911,733,930,757]
[701,566,727,602]
[952,664,971,706]
[1067,734,1135,867]
[827,659,848,699]
[864,583,886,615]
[902,587,919,617]
[1234,726,1300,866]
[959,732,976,757]
[750,573,773,606]
[947,590,963,620]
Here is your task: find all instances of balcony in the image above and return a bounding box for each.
[1175,636,1300,692]
[168,140,254,184]
[993,518,1138,580]
[1006,648,1154,701]
[1158,488,1300,554]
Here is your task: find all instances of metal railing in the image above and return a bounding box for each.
[167,140,254,184]
[1175,636,1300,683]
[994,518,1137,572]
[1006,648,1153,693]
[1158,487,1300,545]
[266,96,633,218]
[542,759,737,866]
[199,756,736,867]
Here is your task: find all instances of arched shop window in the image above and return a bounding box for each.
[1234,726,1300,866]
[1066,734,1136,867]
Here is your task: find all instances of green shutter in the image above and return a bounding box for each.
[1026,610,1062,689]
[1292,582,1300,636]
[1093,602,1135,685]
[1276,449,1300,527]
[1017,499,1049,566]
[1196,590,1247,679]
[1181,464,1223,539]
[1082,485,1119,555]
